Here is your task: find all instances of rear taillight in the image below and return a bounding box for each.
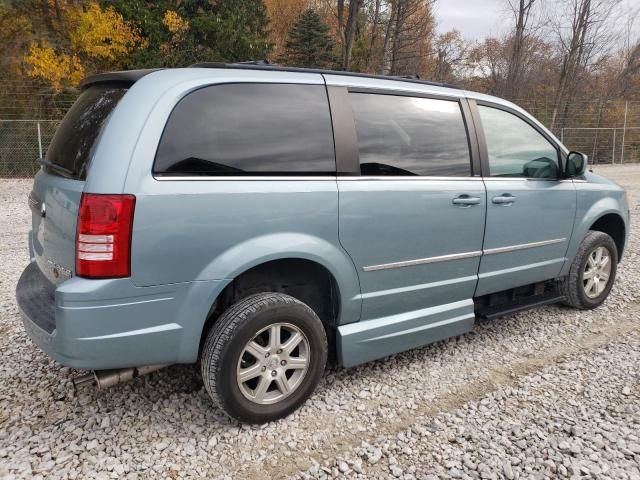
[76,193,135,279]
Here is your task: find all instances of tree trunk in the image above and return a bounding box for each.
[550,0,592,131]
[344,0,361,70]
[337,0,347,66]
[504,0,535,100]
[390,0,404,75]
[338,0,363,71]
[381,0,397,74]
[366,0,382,72]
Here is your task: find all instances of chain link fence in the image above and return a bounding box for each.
[0,98,638,177]
[559,127,640,164]
[0,120,59,177]
[517,99,640,165]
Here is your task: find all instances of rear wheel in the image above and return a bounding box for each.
[560,231,618,309]
[201,293,327,423]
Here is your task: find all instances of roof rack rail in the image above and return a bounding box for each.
[234,60,271,65]
[188,62,460,90]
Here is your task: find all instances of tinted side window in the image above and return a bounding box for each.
[478,106,559,179]
[154,84,335,176]
[350,93,471,176]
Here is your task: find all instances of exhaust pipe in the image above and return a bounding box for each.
[73,364,170,389]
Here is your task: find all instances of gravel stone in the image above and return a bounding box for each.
[390,464,403,477]
[502,461,514,480]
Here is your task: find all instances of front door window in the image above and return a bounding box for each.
[478,106,560,179]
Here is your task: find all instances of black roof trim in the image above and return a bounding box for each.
[79,64,461,91]
[189,63,461,90]
[80,69,164,89]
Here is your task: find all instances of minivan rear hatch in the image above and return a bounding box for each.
[30,84,128,285]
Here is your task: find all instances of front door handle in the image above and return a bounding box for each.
[452,195,481,207]
[492,194,516,205]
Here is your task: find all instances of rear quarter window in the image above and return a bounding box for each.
[154,83,336,176]
[46,85,127,179]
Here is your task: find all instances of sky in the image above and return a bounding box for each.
[435,0,507,41]
[434,0,640,44]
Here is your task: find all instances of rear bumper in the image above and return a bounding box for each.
[16,262,56,333]
[16,260,223,370]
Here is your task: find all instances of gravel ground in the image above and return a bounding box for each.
[1,164,639,480]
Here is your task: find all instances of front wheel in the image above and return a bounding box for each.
[201,293,327,423]
[560,231,618,309]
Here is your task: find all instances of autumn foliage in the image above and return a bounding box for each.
[24,44,85,92]
[22,1,142,91]
[1,0,638,140]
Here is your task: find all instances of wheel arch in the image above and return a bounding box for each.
[198,257,347,362]
[561,197,628,277]
[589,213,626,260]
[196,233,361,316]
[194,234,362,358]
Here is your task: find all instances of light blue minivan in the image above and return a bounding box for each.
[17,64,629,422]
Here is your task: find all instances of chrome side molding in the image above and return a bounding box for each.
[362,251,482,272]
[482,238,566,255]
[362,238,567,272]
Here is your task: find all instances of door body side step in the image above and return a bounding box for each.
[476,294,565,320]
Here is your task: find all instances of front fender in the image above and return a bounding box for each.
[561,193,628,276]
[197,232,362,325]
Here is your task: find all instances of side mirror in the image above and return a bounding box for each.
[565,151,587,178]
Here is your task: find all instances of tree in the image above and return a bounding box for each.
[0,4,33,81]
[283,9,336,68]
[504,0,537,99]
[24,44,85,92]
[23,1,142,91]
[382,0,435,76]
[432,30,468,83]
[159,10,190,66]
[68,2,143,62]
[365,0,383,71]
[206,0,272,62]
[602,9,640,99]
[467,38,509,94]
[549,0,621,130]
[103,0,272,67]
[264,0,312,59]
[337,0,363,70]
[3,0,638,136]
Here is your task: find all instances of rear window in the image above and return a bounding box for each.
[45,85,127,179]
[153,83,336,176]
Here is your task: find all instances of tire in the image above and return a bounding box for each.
[560,230,618,309]
[200,292,327,423]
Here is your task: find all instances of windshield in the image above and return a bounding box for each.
[45,85,127,179]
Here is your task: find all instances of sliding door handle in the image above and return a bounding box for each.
[452,195,481,207]
[492,194,516,205]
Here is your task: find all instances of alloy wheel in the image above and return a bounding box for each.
[236,323,310,405]
[582,246,612,299]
